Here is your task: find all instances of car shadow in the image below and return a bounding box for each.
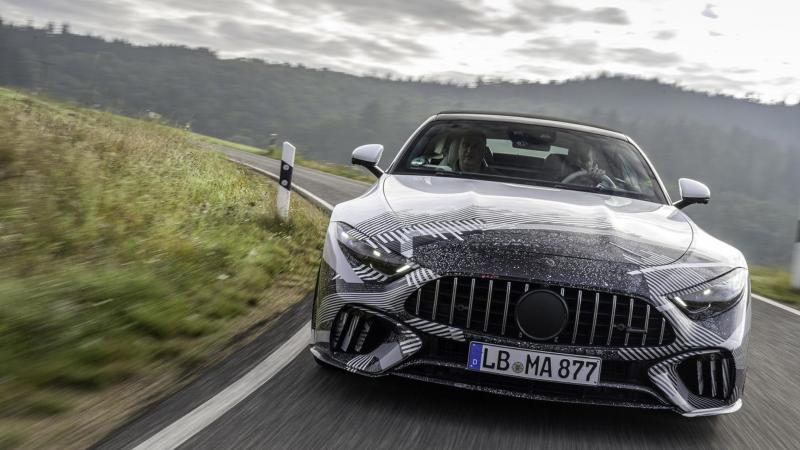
[316,362,723,446]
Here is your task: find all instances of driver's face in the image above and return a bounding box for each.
[459,136,485,172]
[575,148,595,169]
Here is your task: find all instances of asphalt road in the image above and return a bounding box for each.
[219,147,371,206]
[96,150,800,450]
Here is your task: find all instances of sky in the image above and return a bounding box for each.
[1,0,799,103]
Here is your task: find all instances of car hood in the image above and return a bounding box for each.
[377,174,693,266]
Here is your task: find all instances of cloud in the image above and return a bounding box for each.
[3,0,138,28]
[611,47,681,66]
[701,4,719,19]
[584,7,630,25]
[357,36,433,60]
[507,65,563,78]
[214,20,433,62]
[141,17,216,46]
[272,0,629,35]
[654,30,676,40]
[216,21,354,58]
[514,1,630,25]
[269,0,513,35]
[143,0,260,15]
[513,38,601,65]
[512,40,681,68]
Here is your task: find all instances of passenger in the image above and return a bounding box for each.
[456,130,490,173]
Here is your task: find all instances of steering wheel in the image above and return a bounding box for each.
[561,170,617,189]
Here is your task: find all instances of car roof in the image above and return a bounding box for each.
[434,110,629,140]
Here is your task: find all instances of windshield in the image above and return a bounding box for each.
[392,120,666,203]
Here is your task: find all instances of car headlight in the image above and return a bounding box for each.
[336,222,414,279]
[667,268,748,319]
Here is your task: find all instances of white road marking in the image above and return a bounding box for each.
[133,322,312,450]
[229,158,335,212]
[753,293,800,317]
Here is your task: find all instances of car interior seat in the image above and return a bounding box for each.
[543,153,568,180]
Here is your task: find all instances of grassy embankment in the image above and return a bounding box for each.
[196,134,374,183]
[750,267,800,308]
[0,88,327,449]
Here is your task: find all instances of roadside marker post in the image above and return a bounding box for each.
[792,205,800,289]
[277,141,295,220]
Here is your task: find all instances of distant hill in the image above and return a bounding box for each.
[1,23,797,266]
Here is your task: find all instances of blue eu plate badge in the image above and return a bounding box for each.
[467,342,483,370]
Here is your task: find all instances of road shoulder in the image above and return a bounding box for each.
[91,295,313,450]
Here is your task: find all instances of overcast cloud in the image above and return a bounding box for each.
[1,0,798,103]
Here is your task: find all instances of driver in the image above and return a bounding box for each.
[561,145,607,185]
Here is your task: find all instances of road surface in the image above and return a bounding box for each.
[94,149,800,450]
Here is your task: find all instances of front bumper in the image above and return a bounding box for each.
[311,263,750,417]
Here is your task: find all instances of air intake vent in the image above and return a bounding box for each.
[330,307,389,354]
[677,353,734,400]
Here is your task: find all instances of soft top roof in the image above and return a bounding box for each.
[435,111,628,140]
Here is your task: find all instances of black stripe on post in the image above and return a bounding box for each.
[796,219,800,243]
[279,159,293,190]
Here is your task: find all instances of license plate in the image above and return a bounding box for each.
[467,342,601,386]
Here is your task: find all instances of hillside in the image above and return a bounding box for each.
[0,23,797,266]
[0,88,327,449]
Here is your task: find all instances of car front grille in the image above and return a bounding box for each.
[404,276,675,347]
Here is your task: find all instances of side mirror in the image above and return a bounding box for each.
[673,178,710,209]
[352,144,385,178]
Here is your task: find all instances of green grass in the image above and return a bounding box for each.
[750,267,800,308]
[0,88,327,446]
[0,433,22,450]
[197,133,274,156]
[195,133,375,183]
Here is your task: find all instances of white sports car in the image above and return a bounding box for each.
[309,111,750,416]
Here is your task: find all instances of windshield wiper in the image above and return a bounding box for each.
[548,182,616,196]
[588,185,617,195]
[554,182,647,200]
[429,168,460,177]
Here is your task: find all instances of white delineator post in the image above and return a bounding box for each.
[792,207,800,289]
[276,141,295,220]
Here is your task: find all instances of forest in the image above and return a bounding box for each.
[1,21,797,266]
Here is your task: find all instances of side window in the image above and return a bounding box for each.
[409,129,461,170]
